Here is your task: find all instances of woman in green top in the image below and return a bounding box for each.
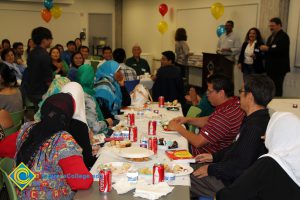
[50,47,69,76]
[77,64,113,135]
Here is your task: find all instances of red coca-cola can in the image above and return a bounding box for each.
[99,168,112,193]
[158,96,165,108]
[148,136,157,154]
[148,120,157,136]
[127,113,135,126]
[153,163,164,184]
[129,125,138,142]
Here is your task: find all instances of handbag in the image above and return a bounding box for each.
[130,84,152,106]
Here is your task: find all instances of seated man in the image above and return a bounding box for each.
[97,46,113,68]
[190,74,275,198]
[80,45,91,65]
[62,40,76,66]
[113,48,137,81]
[168,74,245,156]
[152,51,184,104]
[125,44,151,76]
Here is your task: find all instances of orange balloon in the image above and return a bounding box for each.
[41,8,52,23]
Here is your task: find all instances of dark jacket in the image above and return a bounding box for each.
[152,64,184,104]
[238,41,265,73]
[265,29,290,76]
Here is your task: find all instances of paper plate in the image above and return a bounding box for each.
[118,146,154,158]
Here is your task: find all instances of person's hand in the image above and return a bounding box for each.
[260,45,269,52]
[195,153,213,163]
[193,165,209,179]
[92,145,101,156]
[16,58,24,65]
[237,63,242,70]
[171,116,187,124]
[168,119,184,132]
[106,118,113,127]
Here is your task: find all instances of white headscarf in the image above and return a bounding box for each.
[260,112,300,187]
[61,82,87,125]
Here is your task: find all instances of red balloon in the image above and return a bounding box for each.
[159,3,168,16]
[41,8,52,23]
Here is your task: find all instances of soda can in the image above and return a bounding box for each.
[158,96,165,108]
[129,125,138,142]
[127,113,135,126]
[99,168,112,193]
[148,136,157,154]
[148,120,157,136]
[140,135,148,148]
[153,163,164,184]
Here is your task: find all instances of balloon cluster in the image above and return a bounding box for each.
[210,2,225,38]
[157,3,168,35]
[41,0,62,23]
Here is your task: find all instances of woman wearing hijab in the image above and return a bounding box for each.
[34,76,71,121]
[61,82,97,168]
[94,60,131,119]
[16,93,93,200]
[217,112,300,200]
[77,64,113,135]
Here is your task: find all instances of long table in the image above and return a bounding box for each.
[74,103,191,199]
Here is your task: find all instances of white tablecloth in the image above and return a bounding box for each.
[90,103,191,186]
[268,98,300,117]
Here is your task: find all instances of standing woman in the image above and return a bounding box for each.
[238,27,264,77]
[25,38,35,60]
[175,28,191,78]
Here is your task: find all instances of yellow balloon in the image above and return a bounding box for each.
[157,20,168,34]
[211,2,224,20]
[50,5,62,19]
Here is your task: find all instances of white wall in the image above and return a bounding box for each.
[0,0,115,47]
[122,0,260,59]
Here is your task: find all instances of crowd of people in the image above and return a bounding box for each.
[0,16,299,200]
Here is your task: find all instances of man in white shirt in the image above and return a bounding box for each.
[217,20,241,59]
[79,45,91,65]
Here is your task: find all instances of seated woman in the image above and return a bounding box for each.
[94,60,131,119]
[1,48,25,80]
[34,79,97,168]
[49,47,69,76]
[217,112,300,200]
[0,63,23,113]
[67,52,84,82]
[16,93,93,199]
[77,64,113,136]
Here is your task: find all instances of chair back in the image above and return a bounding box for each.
[186,106,202,133]
[0,158,17,200]
[125,80,140,93]
[283,72,300,98]
[4,120,22,137]
[9,110,24,125]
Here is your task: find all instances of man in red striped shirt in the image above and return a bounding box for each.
[168,74,245,156]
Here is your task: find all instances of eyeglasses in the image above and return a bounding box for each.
[238,89,249,94]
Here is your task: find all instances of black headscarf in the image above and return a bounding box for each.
[16,93,74,168]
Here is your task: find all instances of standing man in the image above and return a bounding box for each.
[125,44,151,76]
[217,20,240,58]
[190,74,275,199]
[21,27,53,107]
[260,17,290,96]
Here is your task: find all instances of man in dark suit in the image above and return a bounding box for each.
[260,17,290,96]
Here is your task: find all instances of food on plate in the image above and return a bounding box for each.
[165,99,178,107]
[109,140,131,148]
[125,157,151,162]
[138,164,188,175]
[97,162,132,175]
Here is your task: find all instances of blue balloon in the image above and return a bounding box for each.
[216,25,226,37]
[44,0,53,10]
